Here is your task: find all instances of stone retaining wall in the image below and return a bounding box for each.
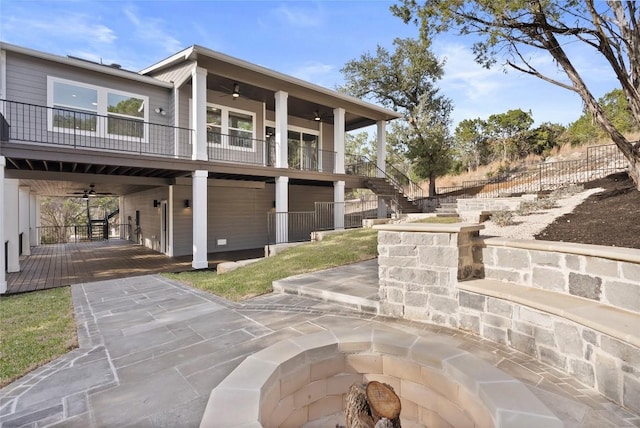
[374,223,640,414]
[476,238,640,314]
[456,195,537,213]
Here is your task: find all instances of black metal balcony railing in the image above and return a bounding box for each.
[345,154,424,202]
[1,99,193,158]
[1,99,340,173]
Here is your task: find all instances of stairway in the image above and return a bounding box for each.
[434,202,460,218]
[365,177,422,214]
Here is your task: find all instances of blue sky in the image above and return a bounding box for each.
[0,0,618,129]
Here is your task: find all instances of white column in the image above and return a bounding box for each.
[376,120,387,177]
[18,186,30,256]
[173,87,181,158]
[192,66,208,161]
[334,180,345,230]
[0,157,5,293]
[192,170,208,269]
[333,108,345,174]
[168,185,175,257]
[29,193,38,246]
[377,120,388,218]
[0,50,6,115]
[5,179,19,273]
[275,91,288,169]
[275,176,288,243]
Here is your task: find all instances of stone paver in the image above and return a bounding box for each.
[1,266,639,427]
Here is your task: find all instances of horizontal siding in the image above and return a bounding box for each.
[5,51,173,127]
[289,185,333,211]
[127,182,339,257]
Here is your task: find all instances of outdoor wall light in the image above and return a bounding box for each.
[184,199,190,208]
[154,107,167,116]
[153,200,160,208]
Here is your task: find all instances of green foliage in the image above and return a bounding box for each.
[0,288,77,387]
[525,122,565,157]
[454,118,489,172]
[165,228,378,302]
[486,109,534,161]
[391,1,640,187]
[341,37,453,196]
[563,89,638,146]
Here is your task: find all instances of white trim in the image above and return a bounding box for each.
[47,76,150,143]
[0,49,6,107]
[207,102,257,152]
[264,120,319,136]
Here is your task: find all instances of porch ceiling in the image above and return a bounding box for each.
[204,71,395,131]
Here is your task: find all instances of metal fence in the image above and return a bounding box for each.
[266,197,384,244]
[436,144,628,202]
[36,223,129,244]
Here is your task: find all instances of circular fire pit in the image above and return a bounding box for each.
[200,328,561,427]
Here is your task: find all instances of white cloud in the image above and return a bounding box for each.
[123,6,183,54]
[272,4,323,28]
[289,61,338,88]
[3,13,116,45]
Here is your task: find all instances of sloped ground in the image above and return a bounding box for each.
[535,172,640,249]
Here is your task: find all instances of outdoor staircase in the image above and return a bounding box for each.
[365,177,422,214]
[434,202,460,218]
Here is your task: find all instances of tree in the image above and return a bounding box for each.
[340,37,453,197]
[40,197,85,228]
[485,109,534,161]
[392,1,640,188]
[526,122,565,157]
[454,118,489,172]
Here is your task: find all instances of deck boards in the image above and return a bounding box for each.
[6,240,263,294]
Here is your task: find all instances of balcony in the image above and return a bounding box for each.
[1,100,338,174]
[1,99,193,158]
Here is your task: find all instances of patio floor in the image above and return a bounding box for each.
[5,240,264,294]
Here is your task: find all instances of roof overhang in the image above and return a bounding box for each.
[0,42,173,89]
[142,44,402,129]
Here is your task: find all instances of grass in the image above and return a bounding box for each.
[0,287,77,387]
[164,228,379,302]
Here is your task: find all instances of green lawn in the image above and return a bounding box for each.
[411,216,461,224]
[165,228,379,301]
[0,287,77,387]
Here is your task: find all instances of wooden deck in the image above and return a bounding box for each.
[6,240,264,294]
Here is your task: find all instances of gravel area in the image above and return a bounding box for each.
[480,187,604,240]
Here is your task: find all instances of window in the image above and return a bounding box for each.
[206,104,255,151]
[107,93,145,139]
[206,107,222,145]
[51,81,97,132]
[48,77,148,141]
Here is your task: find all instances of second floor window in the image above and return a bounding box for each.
[207,105,255,151]
[48,77,148,141]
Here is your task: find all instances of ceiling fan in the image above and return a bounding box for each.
[308,110,332,123]
[220,82,242,100]
[71,184,113,199]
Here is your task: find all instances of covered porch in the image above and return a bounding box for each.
[5,240,262,294]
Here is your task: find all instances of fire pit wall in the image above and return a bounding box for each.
[374,223,640,415]
[200,328,561,427]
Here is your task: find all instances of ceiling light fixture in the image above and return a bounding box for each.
[232,83,240,98]
[314,111,321,121]
[82,191,89,201]
[89,184,97,197]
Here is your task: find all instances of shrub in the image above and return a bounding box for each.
[491,210,515,226]
[515,200,538,216]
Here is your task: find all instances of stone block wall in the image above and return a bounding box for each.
[476,238,640,315]
[456,195,536,213]
[374,224,640,415]
[376,224,484,328]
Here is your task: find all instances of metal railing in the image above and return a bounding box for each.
[288,143,336,173]
[36,223,129,244]
[345,154,423,202]
[266,197,391,244]
[1,99,193,158]
[436,144,628,201]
